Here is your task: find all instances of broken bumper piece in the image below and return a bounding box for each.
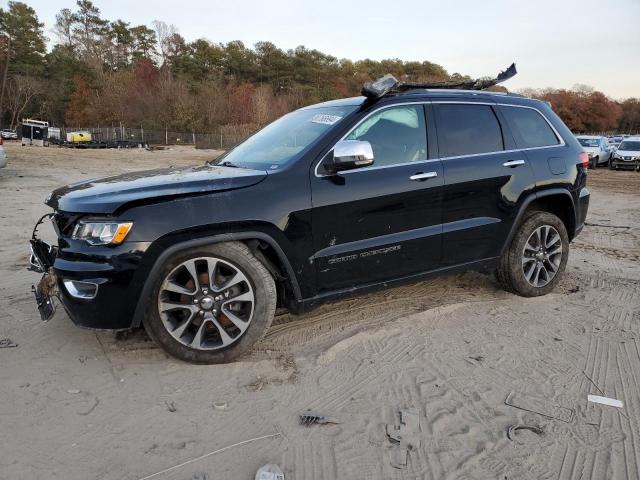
[32,271,57,321]
[29,226,58,321]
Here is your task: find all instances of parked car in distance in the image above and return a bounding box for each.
[0,136,7,168]
[1,128,18,140]
[29,81,590,364]
[576,135,611,168]
[610,136,640,170]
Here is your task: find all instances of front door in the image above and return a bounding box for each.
[310,103,443,292]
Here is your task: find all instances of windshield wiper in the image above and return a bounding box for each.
[218,160,241,168]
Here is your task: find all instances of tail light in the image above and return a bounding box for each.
[578,152,589,168]
[0,136,4,145]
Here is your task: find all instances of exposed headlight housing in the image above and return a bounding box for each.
[72,221,133,245]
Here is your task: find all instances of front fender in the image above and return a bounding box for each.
[129,230,302,328]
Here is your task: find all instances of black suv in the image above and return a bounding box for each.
[30,77,590,363]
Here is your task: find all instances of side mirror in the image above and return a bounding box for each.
[328,140,374,173]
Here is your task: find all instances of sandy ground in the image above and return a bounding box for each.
[1,142,639,480]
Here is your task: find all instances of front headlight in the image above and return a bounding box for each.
[72,221,133,245]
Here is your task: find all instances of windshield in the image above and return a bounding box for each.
[216,105,357,170]
[618,141,640,151]
[578,138,600,147]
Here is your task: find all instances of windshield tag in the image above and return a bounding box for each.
[310,114,342,125]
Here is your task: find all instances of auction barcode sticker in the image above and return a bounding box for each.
[310,114,342,125]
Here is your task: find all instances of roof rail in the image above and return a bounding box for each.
[361,63,517,100]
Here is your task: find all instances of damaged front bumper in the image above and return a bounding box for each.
[28,212,152,330]
[29,214,59,321]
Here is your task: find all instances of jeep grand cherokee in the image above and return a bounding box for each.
[29,68,590,363]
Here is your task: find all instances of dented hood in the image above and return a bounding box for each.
[46,164,267,214]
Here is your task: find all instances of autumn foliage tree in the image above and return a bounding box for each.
[0,0,637,137]
[522,86,624,133]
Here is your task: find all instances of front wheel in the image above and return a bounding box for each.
[496,212,569,297]
[144,242,276,364]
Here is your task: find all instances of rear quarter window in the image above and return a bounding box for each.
[501,106,560,149]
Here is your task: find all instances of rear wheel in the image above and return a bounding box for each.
[496,212,569,297]
[144,242,276,364]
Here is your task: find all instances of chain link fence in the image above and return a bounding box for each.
[50,126,195,146]
[48,124,260,150]
[194,124,258,150]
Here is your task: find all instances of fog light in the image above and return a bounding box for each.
[63,280,98,299]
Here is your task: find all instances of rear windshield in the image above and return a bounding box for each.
[215,105,357,170]
[618,141,640,151]
[577,138,600,147]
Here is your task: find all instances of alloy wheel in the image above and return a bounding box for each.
[521,225,563,288]
[158,256,255,350]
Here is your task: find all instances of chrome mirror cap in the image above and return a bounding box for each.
[332,140,374,172]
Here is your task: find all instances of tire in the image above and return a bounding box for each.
[143,242,276,364]
[591,157,598,169]
[496,212,569,297]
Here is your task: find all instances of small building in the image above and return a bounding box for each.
[21,119,49,147]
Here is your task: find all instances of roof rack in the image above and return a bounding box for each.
[361,63,517,100]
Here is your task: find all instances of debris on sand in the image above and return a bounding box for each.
[137,432,282,480]
[299,410,340,426]
[386,409,421,469]
[588,395,624,408]
[505,391,574,423]
[506,424,544,443]
[164,400,177,413]
[213,401,228,411]
[255,463,285,480]
[0,338,18,348]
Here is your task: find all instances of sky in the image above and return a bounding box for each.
[10,0,640,99]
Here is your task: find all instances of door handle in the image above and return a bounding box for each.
[410,172,438,181]
[503,160,526,168]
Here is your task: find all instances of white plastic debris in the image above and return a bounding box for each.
[588,395,624,408]
[255,463,284,480]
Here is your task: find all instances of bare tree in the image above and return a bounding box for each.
[152,20,177,65]
[53,8,75,47]
[6,75,42,128]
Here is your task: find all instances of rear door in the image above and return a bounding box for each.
[310,103,443,292]
[497,103,565,188]
[434,102,535,266]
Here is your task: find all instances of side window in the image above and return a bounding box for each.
[436,104,504,157]
[345,105,427,167]
[501,106,560,149]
